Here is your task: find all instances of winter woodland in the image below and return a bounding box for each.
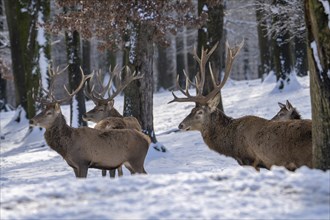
[0,0,330,219]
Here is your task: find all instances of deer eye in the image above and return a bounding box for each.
[46,111,52,115]
[98,109,104,112]
[197,110,203,115]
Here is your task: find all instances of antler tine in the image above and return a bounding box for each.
[54,66,93,104]
[47,65,69,100]
[205,40,244,102]
[174,71,194,98]
[32,87,53,105]
[192,42,219,96]
[169,40,242,105]
[107,66,143,100]
[32,65,70,105]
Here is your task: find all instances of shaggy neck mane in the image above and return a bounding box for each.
[201,109,234,156]
[44,114,71,158]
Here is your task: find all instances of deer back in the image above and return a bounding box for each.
[253,119,312,169]
[94,117,127,130]
[123,117,142,131]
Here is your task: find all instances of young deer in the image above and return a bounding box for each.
[169,42,312,171]
[30,67,149,178]
[83,66,144,177]
[271,100,302,121]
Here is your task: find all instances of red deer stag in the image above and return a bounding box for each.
[169,42,312,171]
[30,66,149,178]
[83,66,145,177]
[271,100,302,121]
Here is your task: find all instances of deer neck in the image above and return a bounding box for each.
[108,108,123,118]
[44,114,71,158]
[201,109,235,157]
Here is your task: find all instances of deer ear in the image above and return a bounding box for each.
[54,103,61,113]
[286,100,293,110]
[207,93,221,112]
[107,100,114,108]
[278,102,285,108]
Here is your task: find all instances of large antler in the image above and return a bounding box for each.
[85,65,143,104]
[35,65,92,105]
[168,40,244,105]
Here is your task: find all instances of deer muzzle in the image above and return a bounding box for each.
[178,123,190,131]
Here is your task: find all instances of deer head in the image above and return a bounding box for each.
[30,66,92,128]
[169,40,244,131]
[83,66,143,123]
[271,100,301,121]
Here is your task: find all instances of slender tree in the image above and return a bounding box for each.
[305,0,330,170]
[255,0,272,79]
[0,0,7,108]
[271,0,294,90]
[4,0,50,120]
[65,30,87,127]
[256,0,307,85]
[197,0,225,111]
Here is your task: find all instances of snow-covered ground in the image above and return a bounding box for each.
[1,75,329,219]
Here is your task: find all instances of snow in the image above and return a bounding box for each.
[70,95,79,127]
[37,11,49,88]
[319,0,330,29]
[311,41,325,81]
[1,75,329,219]
[129,28,137,64]
[202,4,208,12]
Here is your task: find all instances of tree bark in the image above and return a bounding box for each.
[294,36,308,76]
[198,0,225,109]
[0,0,6,108]
[82,39,91,75]
[123,24,165,152]
[65,30,87,127]
[305,0,330,170]
[255,0,272,79]
[5,0,49,119]
[271,0,294,90]
[197,0,225,111]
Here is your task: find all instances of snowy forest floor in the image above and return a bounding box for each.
[1,75,329,219]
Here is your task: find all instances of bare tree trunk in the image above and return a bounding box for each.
[65,30,86,127]
[0,0,6,108]
[123,24,166,152]
[157,45,172,90]
[5,0,50,120]
[305,0,330,170]
[271,0,294,90]
[197,0,225,111]
[255,0,272,79]
[82,39,91,76]
[294,36,308,76]
[176,29,184,88]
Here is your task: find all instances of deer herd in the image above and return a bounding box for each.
[30,40,313,179]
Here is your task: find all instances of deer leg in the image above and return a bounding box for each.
[101,169,107,177]
[128,161,147,174]
[124,163,135,175]
[76,166,88,178]
[252,159,260,172]
[109,169,116,178]
[73,167,79,177]
[117,166,123,177]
